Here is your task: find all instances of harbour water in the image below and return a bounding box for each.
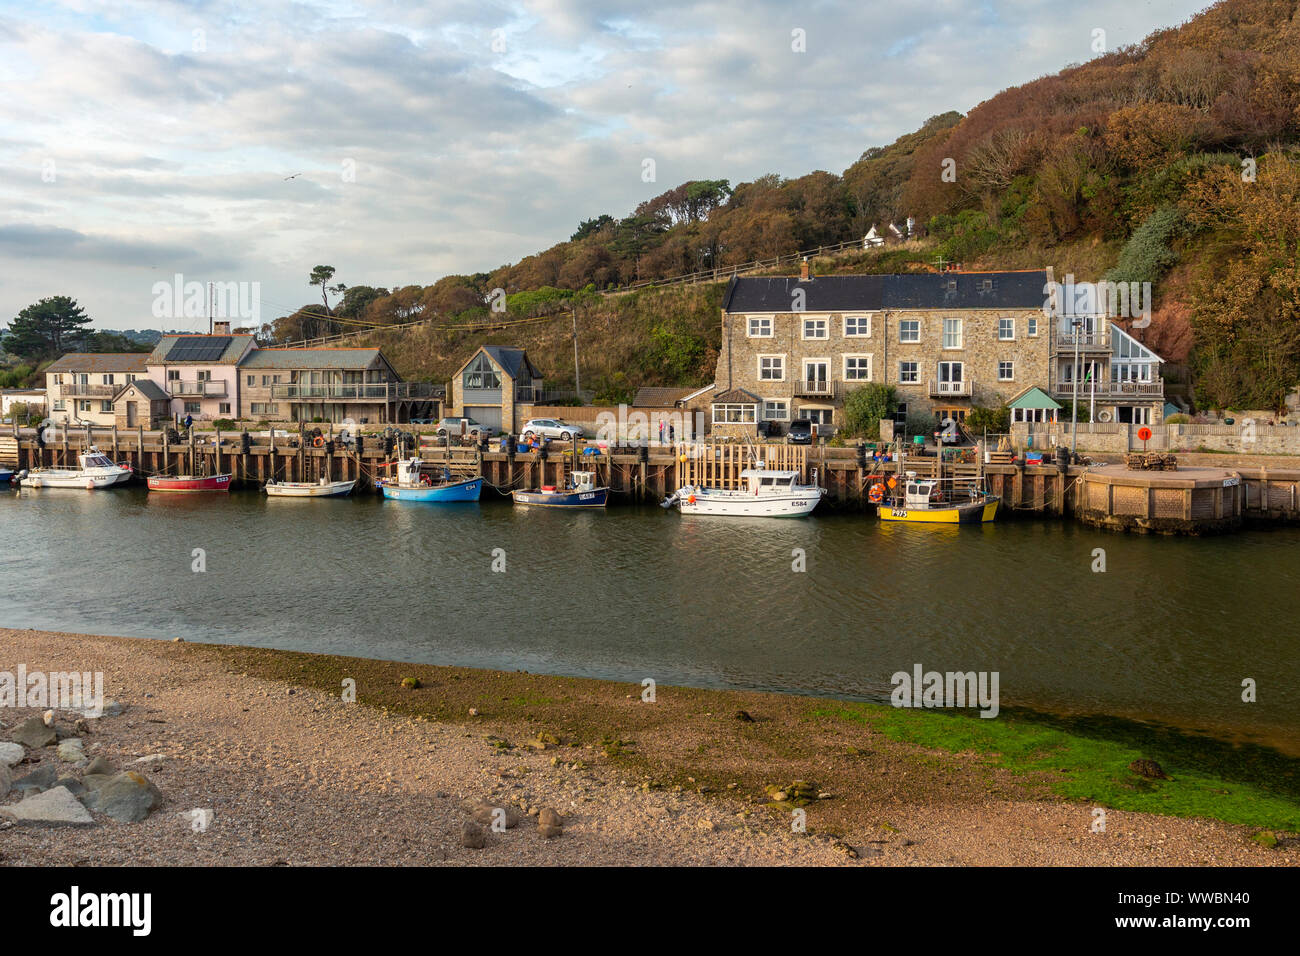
[1,487,1296,753]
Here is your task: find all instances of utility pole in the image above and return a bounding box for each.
[1071,318,1081,456]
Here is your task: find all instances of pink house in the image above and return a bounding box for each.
[146,327,257,421]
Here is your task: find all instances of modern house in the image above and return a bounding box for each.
[1048,310,1165,425]
[446,346,543,435]
[44,353,150,426]
[710,264,1165,437]
[145,328,258,421]
[242,347,432,424]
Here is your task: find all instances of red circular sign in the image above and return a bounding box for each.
[1137,427,1153,441]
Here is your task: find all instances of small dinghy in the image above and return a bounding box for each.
[512,470,608,508]
[379,458,482,502]
[265,476,357,498]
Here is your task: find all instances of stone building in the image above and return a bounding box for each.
[710,264,1165,437]
[446,346,543,435]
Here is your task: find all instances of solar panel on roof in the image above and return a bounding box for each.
[166,336,231,362]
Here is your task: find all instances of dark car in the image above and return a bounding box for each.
[786,418,813,444]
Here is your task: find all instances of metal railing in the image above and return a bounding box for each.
[60,384,119,397]
[269,381,433,401]
[168,380,227,398]
[929,378,973,397]
[1049,380,1163,399]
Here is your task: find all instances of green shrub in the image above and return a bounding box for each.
[212,418,236,430]
[843,383,897,439]
[1105,205,1188,287]
[966,404,1011,434]
[1165,413,1190,424]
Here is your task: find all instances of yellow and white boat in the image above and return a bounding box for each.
[878,473,999,524]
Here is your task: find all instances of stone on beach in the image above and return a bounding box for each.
[460,821,486,848]
[12,764,57,794]
[0,786,95,827]
[0,742,24,767]
[10,717,57,749]
[537,807,564,838]
[0,764,10,799]
[471,802,520,829]
[57,738,85,762]
[82,771,163,822]
[84,755,116,776]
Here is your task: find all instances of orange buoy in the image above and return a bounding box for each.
[868,482,885,503]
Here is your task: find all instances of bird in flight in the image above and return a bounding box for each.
[284,173,302,180]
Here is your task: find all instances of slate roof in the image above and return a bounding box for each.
[712,388,761,404]
[241,348,390,372]
[147,334,255,365]
[44,352,150,374]
[721,270,1050,313]
[633,387,697,407]
[476,346,541,382]
[114,379,170,402]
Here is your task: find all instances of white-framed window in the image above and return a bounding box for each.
[843,354,872,382]
[53,400,65,411]
[998,317,1015,340]
[102,374,115,385]
[899,319,920,343]
[53,374,63,385]
[937,361,964,393]
[943,318,962,349]
[898,361,919,384]
[802,359,830,393]
[219,402,232,414]
[100,400,112,413]
[844,315,872,337]
[78,400,91,412]
[712,403,756,424]
[802,317,828,339]
[1027,317,1039,337]
[184,401,201,414]
[998,361,1014,381]
[762,399,789,421]
[758,354,785,381]
[747,316,772,338]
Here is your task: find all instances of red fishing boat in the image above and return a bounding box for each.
[147,473,232,493]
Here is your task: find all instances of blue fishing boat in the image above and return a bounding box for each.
[512,470,608,508]
[0,468,12,484]
[379,458,483,502]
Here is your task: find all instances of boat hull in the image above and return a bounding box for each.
[879,497,999,524]
[382,477,483,502]
[148,474,232,493]
[676,488,823,518]
[266,480,357,498]
[512,487,609,508]
[0,470,12,483]
[22,470,121,489]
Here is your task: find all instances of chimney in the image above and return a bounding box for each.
[799,257,810,282]
[213,320,231,335]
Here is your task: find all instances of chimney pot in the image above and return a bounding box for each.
[213,320,231,335]
[799,258,810,281]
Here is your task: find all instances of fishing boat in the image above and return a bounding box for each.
[147,472,232,493]
[876,447,998,524]
[379,458,482,502]
[664,466,824,518]
[512,470,608,508]
[20,450,134,489]
[0,468,12,484]
[265,476,357,498]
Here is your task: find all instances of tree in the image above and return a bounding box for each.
[843,383,897,439]
[308,266,345,335]
[2,296,93,360]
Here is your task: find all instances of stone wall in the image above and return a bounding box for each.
[1015,421,1300,455]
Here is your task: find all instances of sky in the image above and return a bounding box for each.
[0,0,1210,332]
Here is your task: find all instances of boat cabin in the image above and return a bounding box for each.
[740,468,801,494]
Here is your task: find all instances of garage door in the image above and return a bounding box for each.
[465,405,502,431]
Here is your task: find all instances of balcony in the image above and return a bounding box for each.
[168,380,227,398]
[1055,331,1111,351]
[61,384,118,397]
[269,381,433,402]
[1050,380,1163,400]
[929,378,973,398]
[793,378,836,399]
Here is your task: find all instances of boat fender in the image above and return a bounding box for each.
[687,494,696,504]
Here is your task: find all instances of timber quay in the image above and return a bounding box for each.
[3,425,1298,534]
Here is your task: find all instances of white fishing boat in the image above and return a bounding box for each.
[665,466,824,518]
[265,476,357,498]
[20,450,133,490]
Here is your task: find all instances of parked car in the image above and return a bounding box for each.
[435,416,497,441]
[786,418,813,444]
[519,418,584,441]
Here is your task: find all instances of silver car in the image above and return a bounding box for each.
[519,418,584,441]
